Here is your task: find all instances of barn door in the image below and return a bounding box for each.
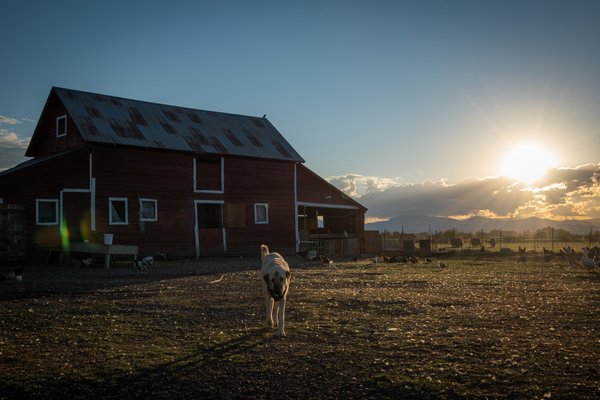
[194,201,226,257]
[62,191,91,244]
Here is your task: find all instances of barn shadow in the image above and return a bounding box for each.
[0,258,260,301]
[0,325,455,400]
[0,327,298,400]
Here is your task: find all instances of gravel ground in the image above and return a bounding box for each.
[1,254,599,399]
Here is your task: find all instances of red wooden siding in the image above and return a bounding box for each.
[221,156,296,254]
[91,146,297,257]
[0,145,304,260]
[0,149,91,259]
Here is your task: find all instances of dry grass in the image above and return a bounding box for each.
[1,255,599,399]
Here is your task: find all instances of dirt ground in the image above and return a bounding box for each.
[0,254,599,399]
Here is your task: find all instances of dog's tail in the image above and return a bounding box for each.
[260,244,269,262]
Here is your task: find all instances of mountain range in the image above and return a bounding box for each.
[365,215,600,235]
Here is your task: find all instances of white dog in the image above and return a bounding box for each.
[260,244,291,337]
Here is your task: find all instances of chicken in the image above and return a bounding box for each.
[133,255,154,271]
[1,267,24,282]
[581,248,598,270]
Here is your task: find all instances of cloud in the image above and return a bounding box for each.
[327,174,405,197]
[0,129,30,172]
[0,113,34,171]
[332,165,600,221]
[0,115,21,125]
[0,129,30,149]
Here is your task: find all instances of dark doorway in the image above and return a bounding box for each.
[195,201,224,256]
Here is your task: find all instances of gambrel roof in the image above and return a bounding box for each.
[27,87,304,162]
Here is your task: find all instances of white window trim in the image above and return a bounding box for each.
[56,115,67,137]
[109,197,128,225]
[254,203,269,224]
[139,198,158,222]
[193,157,224,194]
[36,199,59,225]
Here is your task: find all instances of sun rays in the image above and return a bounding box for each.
[501,143,557,183]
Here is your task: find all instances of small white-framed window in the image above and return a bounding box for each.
[109,197,128,225]
[317,215,325,229]
[193,156,224,193]
[139,198,158,222]
[56,115,67,137]
[36,199,59,225]
[254,203,269,224]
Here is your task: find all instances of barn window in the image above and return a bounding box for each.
[36,199,59,225]
[194,157,224,193]
[56,115,67,137]
[139,198,158,222]
[317,215,325,229]
[254,203,269,224]
[109,197,128,225]
[196,203,223,229]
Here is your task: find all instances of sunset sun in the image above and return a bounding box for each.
[501,143,557,183]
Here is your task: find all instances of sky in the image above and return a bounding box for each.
[2,0,599,222]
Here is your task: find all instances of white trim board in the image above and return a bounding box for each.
[294,163,299,252]
[297,201,359,210]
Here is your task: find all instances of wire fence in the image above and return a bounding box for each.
[379,227,598,253]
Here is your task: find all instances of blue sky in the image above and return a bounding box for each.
[2,1,600,220]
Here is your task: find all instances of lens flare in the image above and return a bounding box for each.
[60,219,70,252]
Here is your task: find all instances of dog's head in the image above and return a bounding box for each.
[263,258,291,301]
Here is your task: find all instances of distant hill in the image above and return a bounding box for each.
[366,215,600,234]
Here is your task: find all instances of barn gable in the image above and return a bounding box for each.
[26,87,304,163]
[26,89,87,157]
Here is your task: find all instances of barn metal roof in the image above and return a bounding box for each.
[52,87,304,162]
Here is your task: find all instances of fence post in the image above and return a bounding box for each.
[499,229,502,250]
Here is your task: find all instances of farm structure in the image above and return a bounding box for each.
[0,87,366,261]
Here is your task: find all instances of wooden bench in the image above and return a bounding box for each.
[65,242,139,269]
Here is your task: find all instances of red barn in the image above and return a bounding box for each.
[0,87,366,261]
